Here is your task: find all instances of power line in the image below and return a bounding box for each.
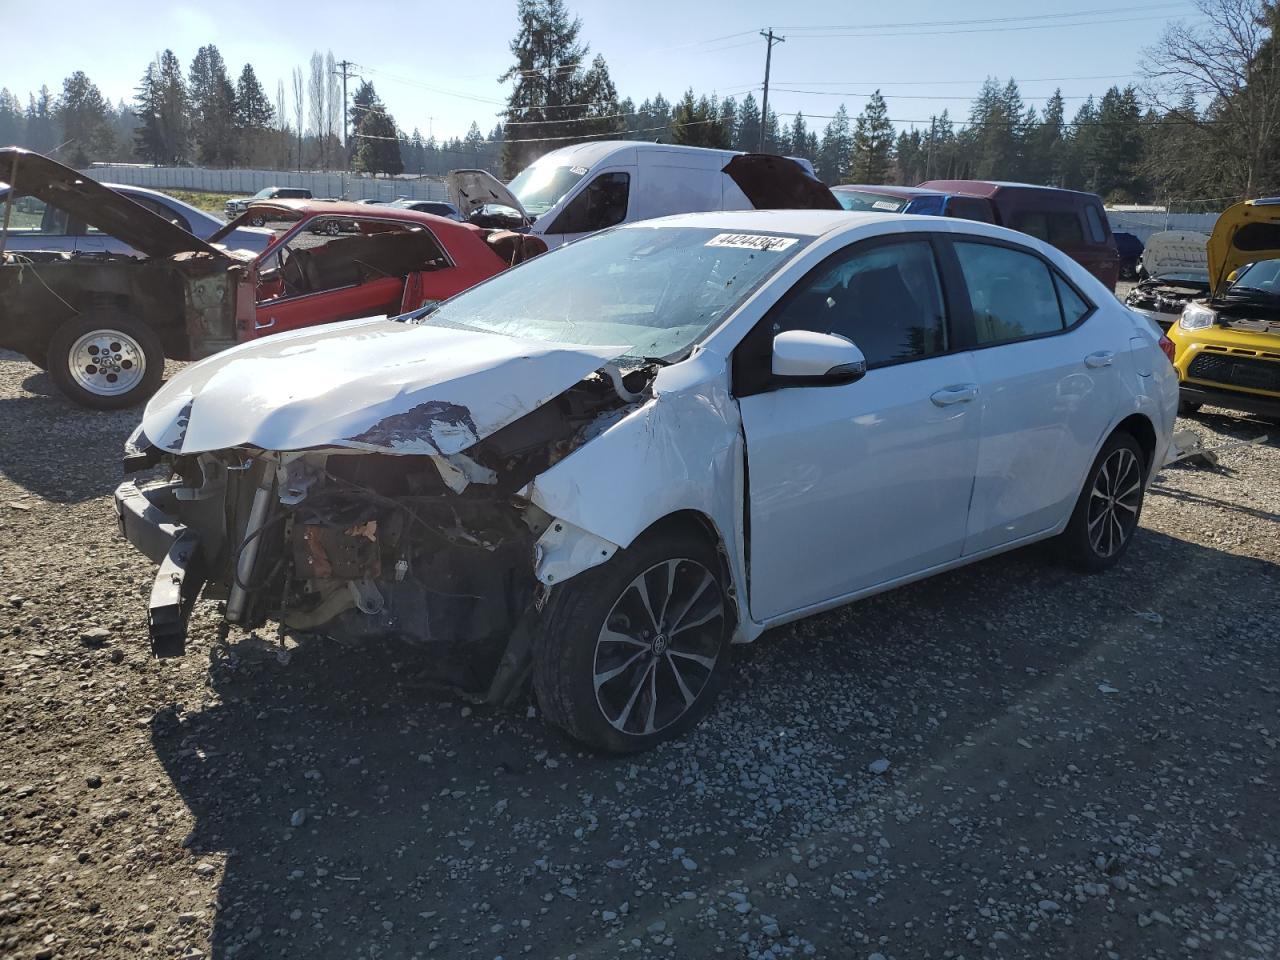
[353,118,721,146]
[777,3,1189,32]
[779,12,1194,40]
[769,74,1143,87]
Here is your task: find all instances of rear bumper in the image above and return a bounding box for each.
[1180,383,1280,419]
[113,480,204,657]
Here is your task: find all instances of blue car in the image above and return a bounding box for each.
[832,184,998,223]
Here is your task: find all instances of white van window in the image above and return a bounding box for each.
[547,172,630,235]
[508,163,588,217]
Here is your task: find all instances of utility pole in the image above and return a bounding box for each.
[335,60,356,156]
[925,115,936,179]
[759,28,784,152]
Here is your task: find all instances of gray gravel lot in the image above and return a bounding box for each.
[1,349,1278,960]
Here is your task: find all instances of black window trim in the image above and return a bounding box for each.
[732,231,964,398]
[546,170,631,236]
[940,233,1098,352]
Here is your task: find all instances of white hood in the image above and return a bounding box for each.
[1141,230,1210,280]
[446,169,529,222]
[141,317,624,455]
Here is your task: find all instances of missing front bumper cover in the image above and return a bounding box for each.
[114,479,205,657]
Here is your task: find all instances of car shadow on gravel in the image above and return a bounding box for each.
[147,527,1280,959]
[0,355,144,503]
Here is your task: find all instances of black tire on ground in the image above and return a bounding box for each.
[1056,431,1147,573]
[47,315,165,410]
[249,215,266,227]
[20,349,48,370]
[1177,399,1202,417]
[532,527,731,754]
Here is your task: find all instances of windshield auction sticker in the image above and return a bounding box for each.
[706,233,798,252]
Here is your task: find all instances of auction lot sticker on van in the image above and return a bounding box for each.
[706,233,798,252]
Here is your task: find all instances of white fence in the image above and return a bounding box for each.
[83,164,452,203]
[1105,210,1220,244]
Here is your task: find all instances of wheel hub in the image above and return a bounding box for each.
[68,329,146,397]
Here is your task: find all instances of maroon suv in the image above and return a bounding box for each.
[919,180,1120,291]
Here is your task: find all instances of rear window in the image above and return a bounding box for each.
[1083,205,1108,244]
[834,190,910,213]
[945,197,996,224]
[1011,210,1085,248]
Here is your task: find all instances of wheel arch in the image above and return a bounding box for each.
[1112,412,1158,473]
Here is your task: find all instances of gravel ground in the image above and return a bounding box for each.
[2,349,1278,960]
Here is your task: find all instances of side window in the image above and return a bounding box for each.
[89,196,191,235]
[945,197,995,224]
[906,195,944,216]
[954,241,1067,345]
[768,238,949,367]
[1083,204,1107,244]
[1011,211,1085,247]
[1054,273,1092,325]
[7,197,71,236]
[547,172,630,235]
[263,220,446,301]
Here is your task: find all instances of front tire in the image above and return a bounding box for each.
[47,316,165,410]
[1057,431,1146,572]
[532,529,730,753]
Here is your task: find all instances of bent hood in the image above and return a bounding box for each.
[141,317,625,455]
[446,169,530,222]
[1141,230,1210,281]
[722,154,842,211]
[0,147,225,259]
[1207,197,1280,295]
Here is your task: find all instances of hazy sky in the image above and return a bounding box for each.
[3,1,1201,142]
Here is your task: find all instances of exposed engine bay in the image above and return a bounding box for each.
[118,364,652,700]
[1124,275,1210,329]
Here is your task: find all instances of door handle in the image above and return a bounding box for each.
[930,383,979,407]
[1085,351,1114,368]
[255,316,277,331]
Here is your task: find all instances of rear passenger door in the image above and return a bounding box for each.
[944,237,1125,555]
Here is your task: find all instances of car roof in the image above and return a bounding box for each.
[918,179,1100,200]
[619,208,914,238]
[833,184,944,199]
[244,198,484,237]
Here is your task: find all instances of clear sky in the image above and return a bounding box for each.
[2,0,1202,143]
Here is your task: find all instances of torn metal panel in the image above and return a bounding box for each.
[525,351,755,640]
[139,318,627,455]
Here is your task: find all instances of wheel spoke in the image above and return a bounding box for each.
[642,664,659,734]
[669,649,717,670]
[614,660,655,731]
[599,627,648,649]
[668,571,714,631]
[630,576,661,634]
[657,560,678,626]
[665,653,697,706]
[594,649,647,690]
[671,603,723,636]
[1111,510,1127,552]
[1116,481,1142,502]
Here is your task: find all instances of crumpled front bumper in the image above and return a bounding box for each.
[113,479,204,658]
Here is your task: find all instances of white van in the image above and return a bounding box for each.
[446,141,837,249]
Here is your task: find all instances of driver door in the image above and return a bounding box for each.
[736,236,982,621]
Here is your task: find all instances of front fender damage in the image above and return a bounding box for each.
[118,357,670,701]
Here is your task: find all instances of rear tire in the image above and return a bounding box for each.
[20,349,48,370]
[532,528,730,753]
[1057,431,1147,573]
[47,315,165,410]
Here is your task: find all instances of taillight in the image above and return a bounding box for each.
[1158,335,1176,364]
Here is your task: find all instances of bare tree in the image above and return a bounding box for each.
[275,79,287,168]
[308,50,326,167]
[1143,0,1280,197]
[291,67,305,171]
[325,51,341,167]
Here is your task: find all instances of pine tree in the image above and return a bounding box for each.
[578,53,623,139]
[350,81,403,176]
[1063,96,1097,191]
[788,113,813,160]
[56,71,114,166]
[816,104,852,183]
[500,0,589,175]
[24,86,58,154]
[671,89,726,147]
[736,93,761,153]
[234,64,273,166]
[718,97,738,149]
[850,91,893,182]
[0,88,24,147]
[188,45,236,166]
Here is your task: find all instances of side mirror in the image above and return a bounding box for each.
[771,330,867,384]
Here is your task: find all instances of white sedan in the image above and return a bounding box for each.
[115,210,1179,752]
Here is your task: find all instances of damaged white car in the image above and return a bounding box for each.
[114,210,1178,752]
